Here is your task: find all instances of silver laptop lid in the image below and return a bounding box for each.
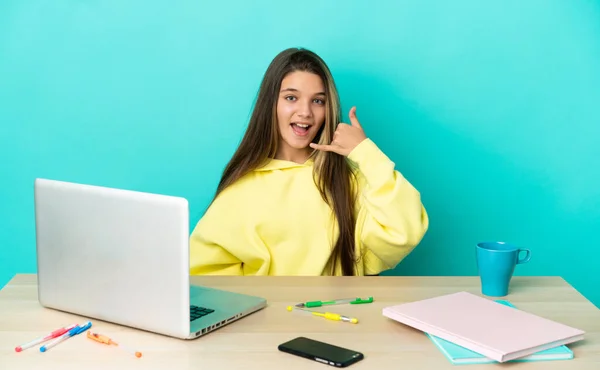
[34,178,191,338]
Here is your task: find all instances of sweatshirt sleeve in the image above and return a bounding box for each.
[189,207,244,275]
[189,185,273,276]
[348,139,429,275]
[189,187,247,276]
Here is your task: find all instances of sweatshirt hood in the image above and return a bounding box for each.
[254,157,314,172]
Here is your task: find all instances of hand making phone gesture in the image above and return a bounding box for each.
[310,106,367,157]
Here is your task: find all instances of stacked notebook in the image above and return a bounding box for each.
[427,333,573,365]
[382,291,585,363]
[427,300,573,364]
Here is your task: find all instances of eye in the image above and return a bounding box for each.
[285,95,297,101]
[313,98,325,105]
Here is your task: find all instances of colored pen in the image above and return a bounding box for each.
[295,296,373,308]
[15,324,77,352]
[40,321,92,352]
[287,306,359,324]
[87,331,142,358]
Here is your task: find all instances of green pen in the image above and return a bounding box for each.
[295,296,373,308]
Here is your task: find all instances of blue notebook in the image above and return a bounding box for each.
[427,300,574,365]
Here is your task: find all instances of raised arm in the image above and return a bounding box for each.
[310,107,428,275]
[348,138,429,275]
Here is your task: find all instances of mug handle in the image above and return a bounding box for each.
[517,248,531,264]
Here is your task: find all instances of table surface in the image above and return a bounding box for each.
[1,274,599,369]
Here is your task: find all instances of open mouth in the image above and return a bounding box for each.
[291,123,311,137]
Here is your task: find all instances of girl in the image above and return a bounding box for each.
[189,47,429,276]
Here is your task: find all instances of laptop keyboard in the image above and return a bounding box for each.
[190,305,214,322]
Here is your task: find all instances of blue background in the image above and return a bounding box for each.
[1,1,599,307]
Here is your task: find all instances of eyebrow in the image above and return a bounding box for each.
[280,88,326,96]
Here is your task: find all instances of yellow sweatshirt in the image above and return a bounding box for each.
[189,138,429,276]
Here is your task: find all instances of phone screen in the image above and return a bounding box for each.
[278,336,364,367]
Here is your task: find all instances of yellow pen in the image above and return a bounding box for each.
[286,306,359,324]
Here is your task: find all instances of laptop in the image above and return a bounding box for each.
[33,178,267,340]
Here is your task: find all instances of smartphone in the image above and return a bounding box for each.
[277,336,364,367]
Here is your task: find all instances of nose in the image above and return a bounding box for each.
[297,99,313,119]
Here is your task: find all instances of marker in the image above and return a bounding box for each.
[295,297,373,308]
[40,321,92,352]
[15,324,77,352]
[87,331,142,358]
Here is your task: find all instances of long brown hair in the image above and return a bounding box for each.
[214,48,358,275]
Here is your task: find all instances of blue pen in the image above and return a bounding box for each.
[40,321,92,352]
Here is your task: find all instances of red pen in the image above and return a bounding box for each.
[15,324,77,352]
